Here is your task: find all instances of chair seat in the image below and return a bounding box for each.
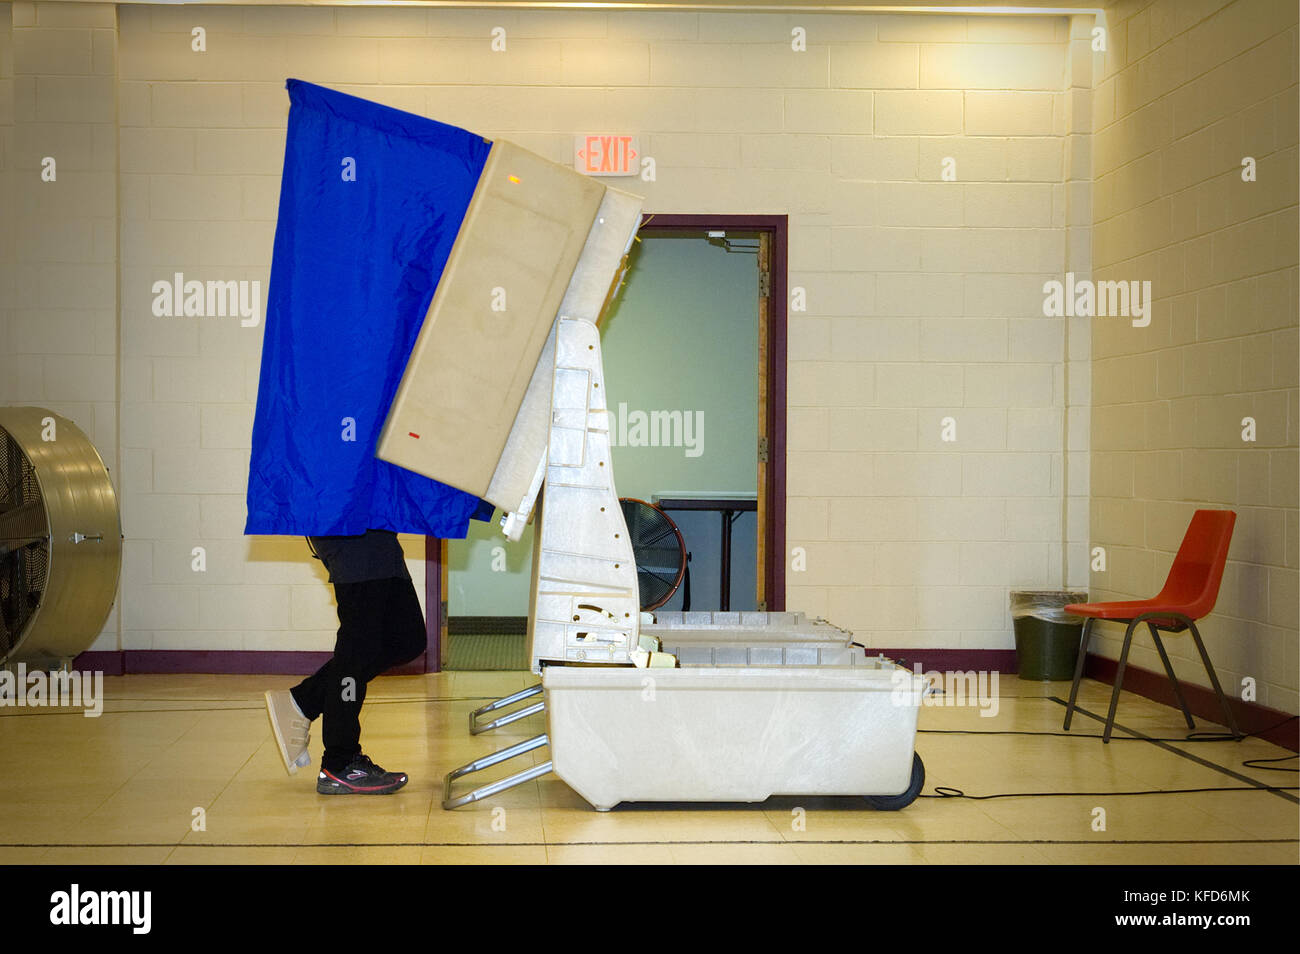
[1064,601,1188,630]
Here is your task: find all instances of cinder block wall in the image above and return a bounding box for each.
[755,14,1084,651]
[1091,0,1298,712]
[12,3,1090,661]
[3,1,122,642]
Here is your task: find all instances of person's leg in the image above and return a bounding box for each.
[314,576,416,794]
[283,573,420,792]
[289,658,332,726]
[298,579,389,774]
[377,575,428,671]
[288,536,334,726]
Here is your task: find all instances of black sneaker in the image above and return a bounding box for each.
[316,754,409,795]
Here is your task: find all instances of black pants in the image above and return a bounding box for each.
[290,575,426,773]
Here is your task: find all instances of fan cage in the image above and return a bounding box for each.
[0,431,49,659]
[619,497,686,611]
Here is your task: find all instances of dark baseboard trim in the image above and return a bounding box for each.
[1084,652,1298,752]
[73,650,426,678]
[74,652,125,676]
[447,616,528,635]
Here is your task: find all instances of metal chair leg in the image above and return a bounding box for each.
[1063,617,1093,731]
[1103,619,1139,743]
[1148,623,1195,730]
[1186,619,1243,739]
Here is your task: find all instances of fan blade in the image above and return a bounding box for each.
[0,499,48,558]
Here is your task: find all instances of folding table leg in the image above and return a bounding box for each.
[1148,623,1195,730]
[1063,617,1093,731]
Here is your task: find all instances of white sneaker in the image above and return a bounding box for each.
[265,689,311,776]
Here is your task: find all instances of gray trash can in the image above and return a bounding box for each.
[1011,591,1088,681]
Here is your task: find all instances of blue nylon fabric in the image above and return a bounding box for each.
[245,79,495,536]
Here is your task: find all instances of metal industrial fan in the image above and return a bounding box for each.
[618,497,686,611]
[0,407,122,667]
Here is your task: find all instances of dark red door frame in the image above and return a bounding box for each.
[423,535,444,673]
[421,212,789,672]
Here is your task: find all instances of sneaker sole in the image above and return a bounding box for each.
[264,690,303,777]
[317,776,409,796]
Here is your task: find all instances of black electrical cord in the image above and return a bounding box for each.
[918,714,1296,743]
[918,724,1276,744]
[1241,755,1299,773]
[923,784,1299,801]
[918,714,1300,775]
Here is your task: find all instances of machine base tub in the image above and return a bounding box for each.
[545,664,922,811]
[468,611,869,734]
[647,610,864,666]
[446,657,928,813]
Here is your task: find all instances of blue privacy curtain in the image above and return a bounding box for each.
[245,79,494,537]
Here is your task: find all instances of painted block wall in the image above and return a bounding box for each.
[5,3,1119,670]
[1089,0,1298,713]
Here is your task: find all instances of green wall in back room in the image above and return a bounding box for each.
[448,234,759,617]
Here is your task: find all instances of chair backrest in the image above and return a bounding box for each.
[1154,509,1236,619]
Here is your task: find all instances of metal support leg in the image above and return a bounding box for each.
[469,683,544,735]
[1103,619,1139,743]
[719,509,737,612]
[1063,617,1093,731]
[442,733,552,810]
[1186,619,1243,739]
[1148,624,1195,730]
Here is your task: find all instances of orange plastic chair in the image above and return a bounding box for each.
[1062,509,1242,743]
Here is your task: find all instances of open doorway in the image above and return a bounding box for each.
[432,215,788,671]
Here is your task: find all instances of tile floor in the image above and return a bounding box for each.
[0,670,1295,864]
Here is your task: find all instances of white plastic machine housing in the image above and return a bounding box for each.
[494,185,644,543]
[646,611,868,667]
[505,186,646,669]
[542,660,921,811]
[525,316,641,667]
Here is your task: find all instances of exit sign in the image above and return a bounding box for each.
[575,135,640,177]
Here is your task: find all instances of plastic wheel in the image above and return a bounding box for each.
[865,753,925,810]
